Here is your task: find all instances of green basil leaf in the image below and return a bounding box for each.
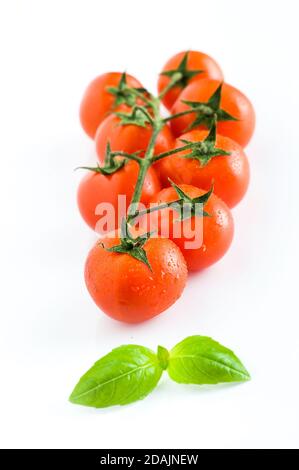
[69,345,162,408]
[167,336,250,385]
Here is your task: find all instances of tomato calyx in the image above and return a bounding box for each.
[107,72,135,107]
[76,142,130,175]
[179,117,231,166]
[115,105,154,128]
[106,72,140,107]
[160,51,204,91]
[76,142,143,174]
[107,72,153,110]
[182,82,238,131]
[105,218,153,270]
[168,180,212,220]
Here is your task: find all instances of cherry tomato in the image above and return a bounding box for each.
[148,184,234,271]
[85,236,188,323]
[158,130,249,208]
[77,161,161,233]
[80,72,142,138]
[158,51,223,111]
[95,113,174,164]
[170,79,255,147]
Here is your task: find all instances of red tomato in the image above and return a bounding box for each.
[170,79,255,147]
[158,51,223,111]
[147,184,234,271]
[77,161,161,233]
[85,236,187,323]
[80,72,142,138]
[158,130,250,208]
[95,113,174,164]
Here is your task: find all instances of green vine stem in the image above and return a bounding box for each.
[132,89,155,108]
[128,201,175,223]
[128,182,212,225]
[152,142,199,162]
[126,94,163,218]
[127,126,162,216]
[163,108,197,123]
[113,151,143,163]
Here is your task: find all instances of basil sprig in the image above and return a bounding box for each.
[69,336,250,409]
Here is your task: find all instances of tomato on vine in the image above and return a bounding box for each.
[170,79,255,147]
[77,147,161,232]
[80,72,143,138]
[85,223,188,323]
[158,51,223,111]
[147,183,234,272]
[156,121,250,208]
[77,51,256,324]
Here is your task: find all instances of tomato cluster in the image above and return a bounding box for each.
[77,51,255,323]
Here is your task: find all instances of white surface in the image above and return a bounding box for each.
[0,0,298,450]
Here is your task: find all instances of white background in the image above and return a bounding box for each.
[0,0,298,449]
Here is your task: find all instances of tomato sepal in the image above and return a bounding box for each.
[104,218,154,271]
[115,105,154,128]
[179,117,231,166]
[182,82,239,131]
[168,179,212,220]
[106,72,139,108]
[76,142,129,175]
[160,51,204,90]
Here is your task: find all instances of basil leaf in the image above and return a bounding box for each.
[167,336,250,385]
[69,345,163,408]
